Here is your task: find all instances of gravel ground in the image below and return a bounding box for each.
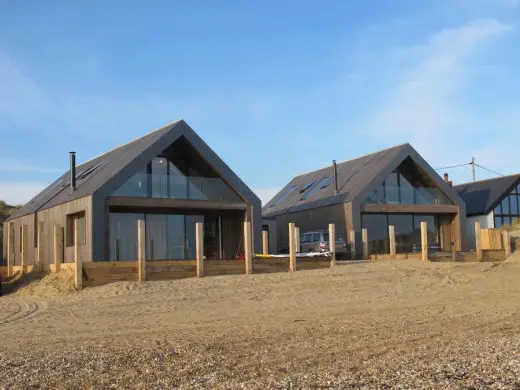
[1,255,520,389]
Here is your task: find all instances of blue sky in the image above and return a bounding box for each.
[1,0,520,205]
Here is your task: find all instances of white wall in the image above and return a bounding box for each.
[262,219,278,254]
[464,211,494,250]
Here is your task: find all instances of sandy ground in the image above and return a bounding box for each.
[1,256,520,389]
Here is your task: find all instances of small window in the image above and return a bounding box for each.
[67,212,86,247]
[495,203,502,215]
[76,163,101,181]
[301,177,329,200]
[320,177,335,189]
[510,195,519,215]
[312,233,320,242]
[299,181,316,194]
[502,197,510,214]
[270,185,297,207]
[300,234,307,244]
[494,217,502,228]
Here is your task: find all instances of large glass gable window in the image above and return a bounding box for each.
[493,182,520,227]
[364,158,452,206]
[111,138,241,202]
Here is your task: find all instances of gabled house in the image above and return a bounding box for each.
[262,144,466,256]
[3,120,261,266]
[455,175,520,248]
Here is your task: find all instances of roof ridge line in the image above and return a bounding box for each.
[293,143,410,179]
[76,119,183,168]
[454,173,520,187]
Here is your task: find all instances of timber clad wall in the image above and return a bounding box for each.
[274,204,346,252]
[2,196,92,266]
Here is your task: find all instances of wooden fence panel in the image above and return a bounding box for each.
[481,228,503,250]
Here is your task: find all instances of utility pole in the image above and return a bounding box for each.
[471,157,476,182]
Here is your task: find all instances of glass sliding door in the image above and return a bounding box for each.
[109,213,144,261]
[146,214,168,261]
[361,214,389,254]
[413,215,440,249]
[167,215,185,259]
[388,214,414,253]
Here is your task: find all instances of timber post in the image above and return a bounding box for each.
[7,223,13,277]
[349,230,356,260]
[74,220,82,289]
[362,228,368,260]
[262,230,269,255]
[138,220,146,282]
[244,221,252,275]
[37,221,44,272]
[503,230,511,258]
[421,222,428,261]
[475,221,482,261]
[21,224,27,273]
[196,222,204,277]
[329,223,336,267]
[389,225,396,260]
[289,223,296,272]
[54,225,63,273]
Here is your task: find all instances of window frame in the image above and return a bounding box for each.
[66,211,86,247]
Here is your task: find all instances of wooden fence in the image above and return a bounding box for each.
[2,220,512,291]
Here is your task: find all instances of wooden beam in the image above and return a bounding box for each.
[21,225,27,273]
[74,220,82,290]
[289,223,296,272]
[349,230,356,260]
[244,221,252,275]
[107,196,248,211]
[361,203,458,214]
[475,221,482,261]
[329,223,336,267]
[196,222,204,277]
[388,225,396,260]
[262,230,269,255]
[7,223,13,277]
[37,221,44,271]
[54,225,63,273]
[503,231,511,258]
[421,221,428,261]
[138,220,146,282]
[362,228,368,260]
[451,245,456,262]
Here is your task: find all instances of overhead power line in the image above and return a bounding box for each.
[434,158,504,182]
[474,163,504,177]
[434,163,471,171]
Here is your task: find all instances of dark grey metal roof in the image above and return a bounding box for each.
[262,143,464,218]
[454,175,520,216]
[262,144,405,217]
[7,119,261,221]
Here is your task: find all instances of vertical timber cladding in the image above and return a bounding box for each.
[274,203,347,253]
[36,196,93,264]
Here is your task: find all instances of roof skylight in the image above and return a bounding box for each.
[270,185,297,207]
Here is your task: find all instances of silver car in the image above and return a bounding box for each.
[299,230,346,255]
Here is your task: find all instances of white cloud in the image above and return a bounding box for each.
[253,188,280,207]
[367,19,512,167]
[0,183,46,205]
